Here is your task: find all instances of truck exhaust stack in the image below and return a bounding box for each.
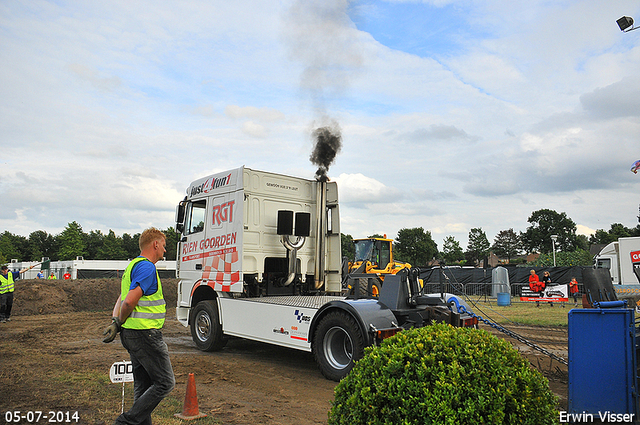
[310,124,341,289]
[315,180,327,289]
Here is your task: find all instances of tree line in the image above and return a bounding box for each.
[341,209,640,268]
[2,209,638,267]
[0,221,180,264]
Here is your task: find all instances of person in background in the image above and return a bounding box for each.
[0,264,36,323]
[529,269,544,307]
[569,277,579,307]
[63,270,71,280]
[36,270,45,279]
[542,271,553,307]
[48,271,57,280]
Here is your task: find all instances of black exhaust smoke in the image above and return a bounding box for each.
[310,123,342,182]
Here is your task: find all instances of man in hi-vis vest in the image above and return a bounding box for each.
[0,264,36,322]
[103,227,175,424]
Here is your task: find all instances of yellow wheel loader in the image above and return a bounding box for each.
[345,236,412,297]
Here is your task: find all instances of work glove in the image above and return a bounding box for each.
[102,317,122,343]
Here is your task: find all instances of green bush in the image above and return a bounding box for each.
[328,323,559,425]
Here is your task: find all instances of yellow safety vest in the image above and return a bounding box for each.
[0,272,15,294]
[121,257,165,330]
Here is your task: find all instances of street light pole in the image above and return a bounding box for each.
[551,235,558,267]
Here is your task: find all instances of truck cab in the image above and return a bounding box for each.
[174,166,476,381]
[594,237,640,286]
[595,241,620,284]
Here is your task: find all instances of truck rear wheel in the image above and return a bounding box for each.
[313,311,365,381]
[190,300,228,352]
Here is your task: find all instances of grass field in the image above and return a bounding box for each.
[463,296,577,327]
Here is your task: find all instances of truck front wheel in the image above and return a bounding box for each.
[190,300,228,352]
[313,311,365,381]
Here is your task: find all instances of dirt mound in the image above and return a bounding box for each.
[13,278,178,315]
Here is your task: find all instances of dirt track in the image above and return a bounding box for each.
[0,279,568,424]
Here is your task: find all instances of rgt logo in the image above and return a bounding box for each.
[294,310,311,323]
[631,250,640,264]
[212,200,235,226]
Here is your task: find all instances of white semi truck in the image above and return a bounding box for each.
[594,236,640,299]
[174,166,476,380]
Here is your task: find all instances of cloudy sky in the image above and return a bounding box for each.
[2,0,640,251]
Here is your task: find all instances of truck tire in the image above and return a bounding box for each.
[190,300,228,352]
[313,311,365,381]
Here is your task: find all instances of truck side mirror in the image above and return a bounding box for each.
[175,197,187,234]
[295,212,311,237]
[277,210,294,235]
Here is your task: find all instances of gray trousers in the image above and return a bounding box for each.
[115,328,175,425]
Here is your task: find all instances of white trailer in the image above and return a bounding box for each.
[8,259,176,280]
[175,166,475,380]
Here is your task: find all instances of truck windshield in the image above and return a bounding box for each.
[354,240,374,262]
[596,258,611,269]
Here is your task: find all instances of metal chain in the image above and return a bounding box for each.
[431,267,569,366]
[457,305,569,366]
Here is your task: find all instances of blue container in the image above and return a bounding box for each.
[568,308,637,417]
[496,292,510,306]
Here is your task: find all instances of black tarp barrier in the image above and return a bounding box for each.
[419,266,591,298]
[419,266,589,285]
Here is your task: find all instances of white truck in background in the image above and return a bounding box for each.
[174,166,476,381]
[594,236,640,299]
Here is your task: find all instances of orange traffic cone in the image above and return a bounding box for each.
[174,373,207,420]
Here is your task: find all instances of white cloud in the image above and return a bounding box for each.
[66,63,123,92]
[445,52,526,98]
[333,173,401,205]
[241,121,267,138]
[225,105,285,122]
[1,0,640,252]
[581,76,640,119]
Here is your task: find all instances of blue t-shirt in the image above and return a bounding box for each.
[128,258,158,296]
